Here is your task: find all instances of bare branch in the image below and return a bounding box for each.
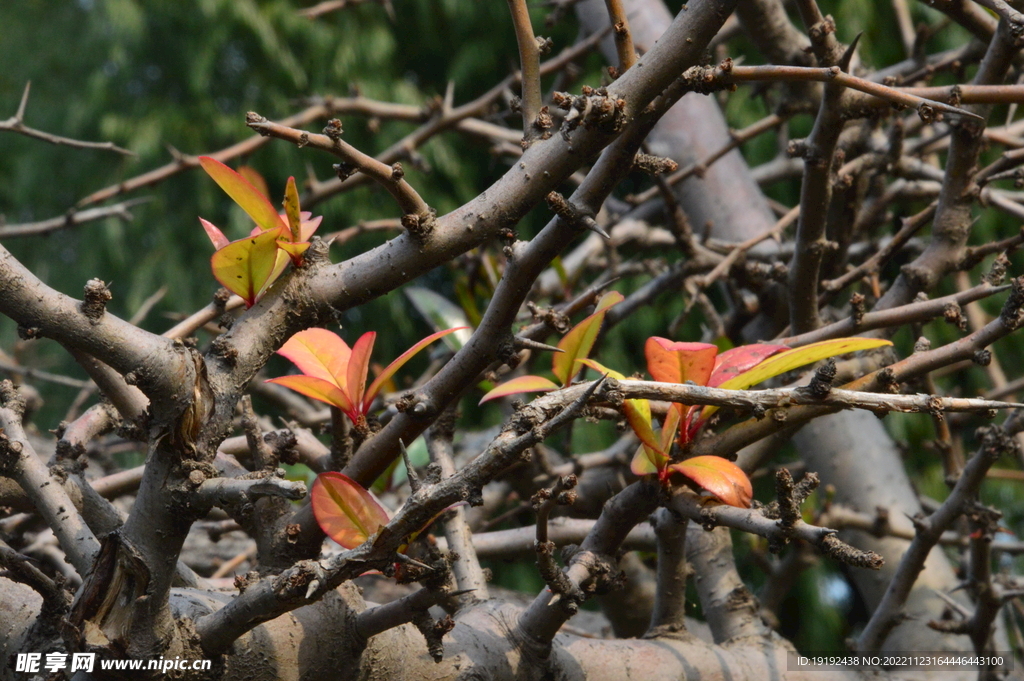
[857,419,1022,651]
[0,199,150,239]
[0,382,100,574]
[0,82,135,156]
[245,113,430,219]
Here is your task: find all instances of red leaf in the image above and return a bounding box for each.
[669,456,753,508]
[347,332,376,411]
[478,375,559,404]
[551,291,623,385]
[644,337,718,386]
[311,472,390,549]
[364,327,467,409]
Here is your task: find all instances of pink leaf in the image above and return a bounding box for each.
[199,218,230,250]
[478,375,559,404]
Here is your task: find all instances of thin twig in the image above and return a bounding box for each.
[0,199,150,239]
[506,0,543,143]
[0,82,135,156]
[246,113,430,218]
[604,0,637,73]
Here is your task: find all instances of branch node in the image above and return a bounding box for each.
[80,278,112,324]
[246,111,269,134]
[806,359,836,398]
[322,118,343,141]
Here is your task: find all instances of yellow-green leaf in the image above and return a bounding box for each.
[210,228,287,307]
[717,337,893,391]
[631,444,661,476]
[237,165,270,199]
[700,337,893,421]
[283,176,302,242]
[552,291,623,385]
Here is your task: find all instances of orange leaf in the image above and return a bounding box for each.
[645,337,718,386]
[237,165,270,199]
[552,291,624,385]
[265,374,356,417]
[283,176,302,242]
[199,156,283,233]
[210,228,287,307]
[365,327,467,408]
[199,218,230,250]
[478,374,559,404]
[660,404,682,454]
[275,328,352,394]
[669,456,753,508]
[348,332,376,410]
[311,472,390,549]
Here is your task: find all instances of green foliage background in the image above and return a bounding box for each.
[3,0,1023,653]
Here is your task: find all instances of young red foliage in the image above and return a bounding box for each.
[311,472,390,549]
[268,326,466,430]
